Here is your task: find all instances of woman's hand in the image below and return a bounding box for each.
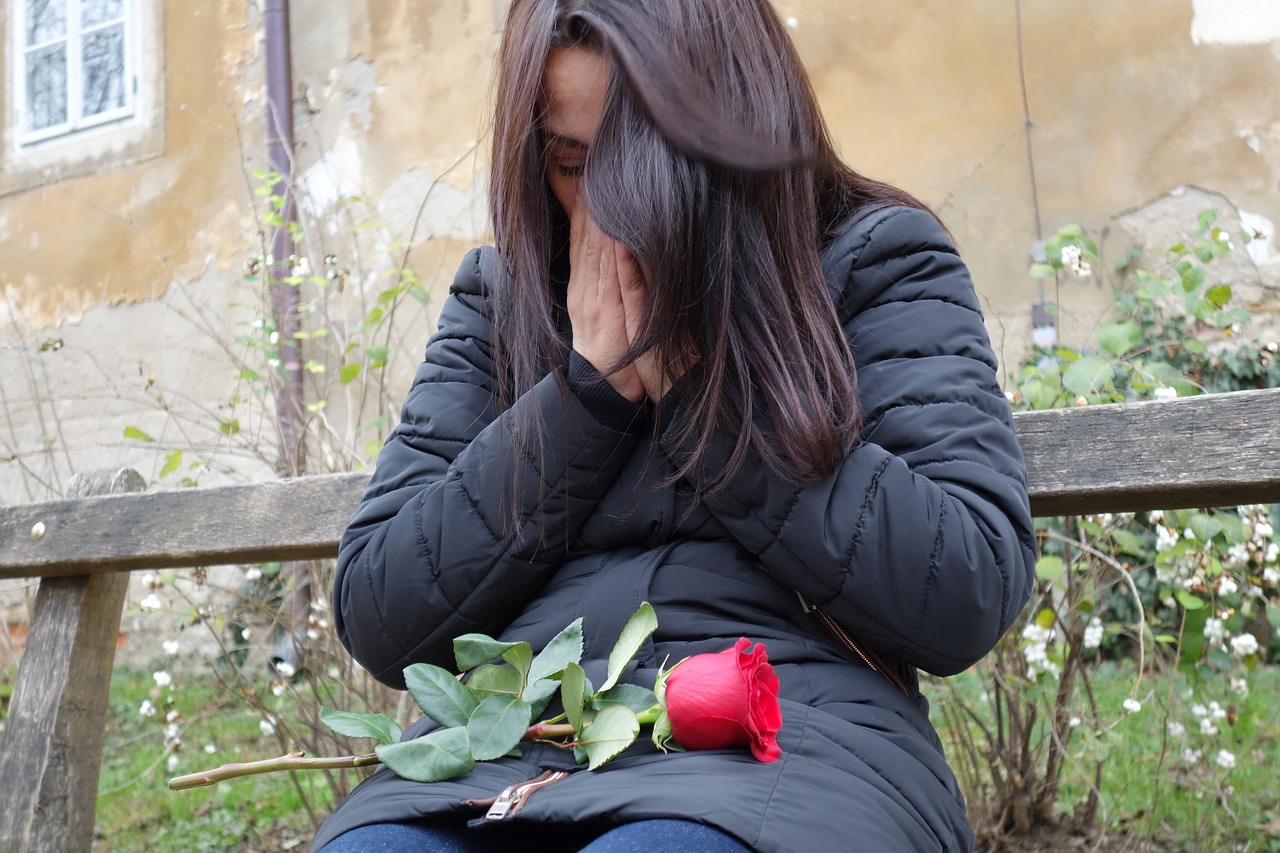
[567,197,649,403]
[568,195,691,404]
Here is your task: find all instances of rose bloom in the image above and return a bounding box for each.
[664,637,783,763]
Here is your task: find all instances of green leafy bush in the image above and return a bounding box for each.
[936,213,1279,849]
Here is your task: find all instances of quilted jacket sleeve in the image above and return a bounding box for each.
[660,207,1036,676]
[333,248,648,688]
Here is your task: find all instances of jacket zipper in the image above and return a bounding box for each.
[758,561,912,697]
[800,593,911,696]
[482,769,570,821]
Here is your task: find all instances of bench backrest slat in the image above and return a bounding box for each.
[1,388,1278,580]
[1021,386,1280,515]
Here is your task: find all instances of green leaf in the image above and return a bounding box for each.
[339,363,362,385]
[403,663,479,728]
[1175,589,1206,611]
[320,707,402,746]
[1206,284,1232,308]
[159,449,184,479]
[466,695,533,761]
[467,664,523,698]
[1183,338,1207,355]
[366,344,390,368]
[1220,513,1247,544]
[593,683,659,714]
[454,634,522,672]
[1197,208,1218,231]
[1034,555,1065,581]
[1107,528,1147,556]
[1029,262,1057,279]
[1035,608,1055,630]
[562,662,588,732]
[599,602,657,693]
[1096,322,1142,358]
[1178,262,1206,293]
[219,418,241,436]
[501,642,534,690]
[1188,513,1223,542]
[651,709,678,753]
[579,704,640,770]
[376,727,474,783]
[1062,356,1113,395]
[525,618,585,702]
[123,426,155,442]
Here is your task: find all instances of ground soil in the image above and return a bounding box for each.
[982,825,1174,852]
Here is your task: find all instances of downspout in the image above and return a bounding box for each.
[264,0,305,476]
[264,0,311,673]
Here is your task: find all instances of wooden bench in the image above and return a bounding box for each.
[1,387,1278,853]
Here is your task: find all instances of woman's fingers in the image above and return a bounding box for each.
[566,205,646,402]
[615,244,671,403]
[615,242,647,346]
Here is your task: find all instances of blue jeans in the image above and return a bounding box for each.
[315,818,752,852]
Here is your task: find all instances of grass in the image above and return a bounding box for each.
[94,662,337,853]
[75,655,1280,851]
[932,661,1280,851]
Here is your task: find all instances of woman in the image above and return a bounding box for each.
[314,0,1035,850]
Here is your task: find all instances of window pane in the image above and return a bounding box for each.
[81,25,127,118]
[25,44,69,132]
[25,0,67,46]
[81,0,124,28]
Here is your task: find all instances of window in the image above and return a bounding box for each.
[17,0,134,144]
[3,0,160,196]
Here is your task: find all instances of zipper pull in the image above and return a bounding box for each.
[484,785,522,820]
[484,770,569,821]
[792,587,817,614]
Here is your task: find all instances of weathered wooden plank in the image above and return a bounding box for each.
[0,389,1277,580]
[0,470,368,579]
[0,469,144,853]
[1020,387,1280,516]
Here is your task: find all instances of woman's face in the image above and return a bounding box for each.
[541,47,611,221]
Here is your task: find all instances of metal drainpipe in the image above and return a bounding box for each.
[264,0,311,672]
[264,0,304,476]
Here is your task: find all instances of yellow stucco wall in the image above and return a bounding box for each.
[1,0,1278,501]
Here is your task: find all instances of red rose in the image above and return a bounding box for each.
[663,637,782,763]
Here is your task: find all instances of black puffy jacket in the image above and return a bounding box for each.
[314,206,1036,852]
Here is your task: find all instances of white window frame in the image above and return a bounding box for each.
[13,0,137,146]
[3,0,161,197]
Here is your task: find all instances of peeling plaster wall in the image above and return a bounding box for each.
[2,0,1279,509]
[775,0,1280,367]
[0,2,498,508]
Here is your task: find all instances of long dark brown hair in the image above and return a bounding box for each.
[489,0,929,493]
